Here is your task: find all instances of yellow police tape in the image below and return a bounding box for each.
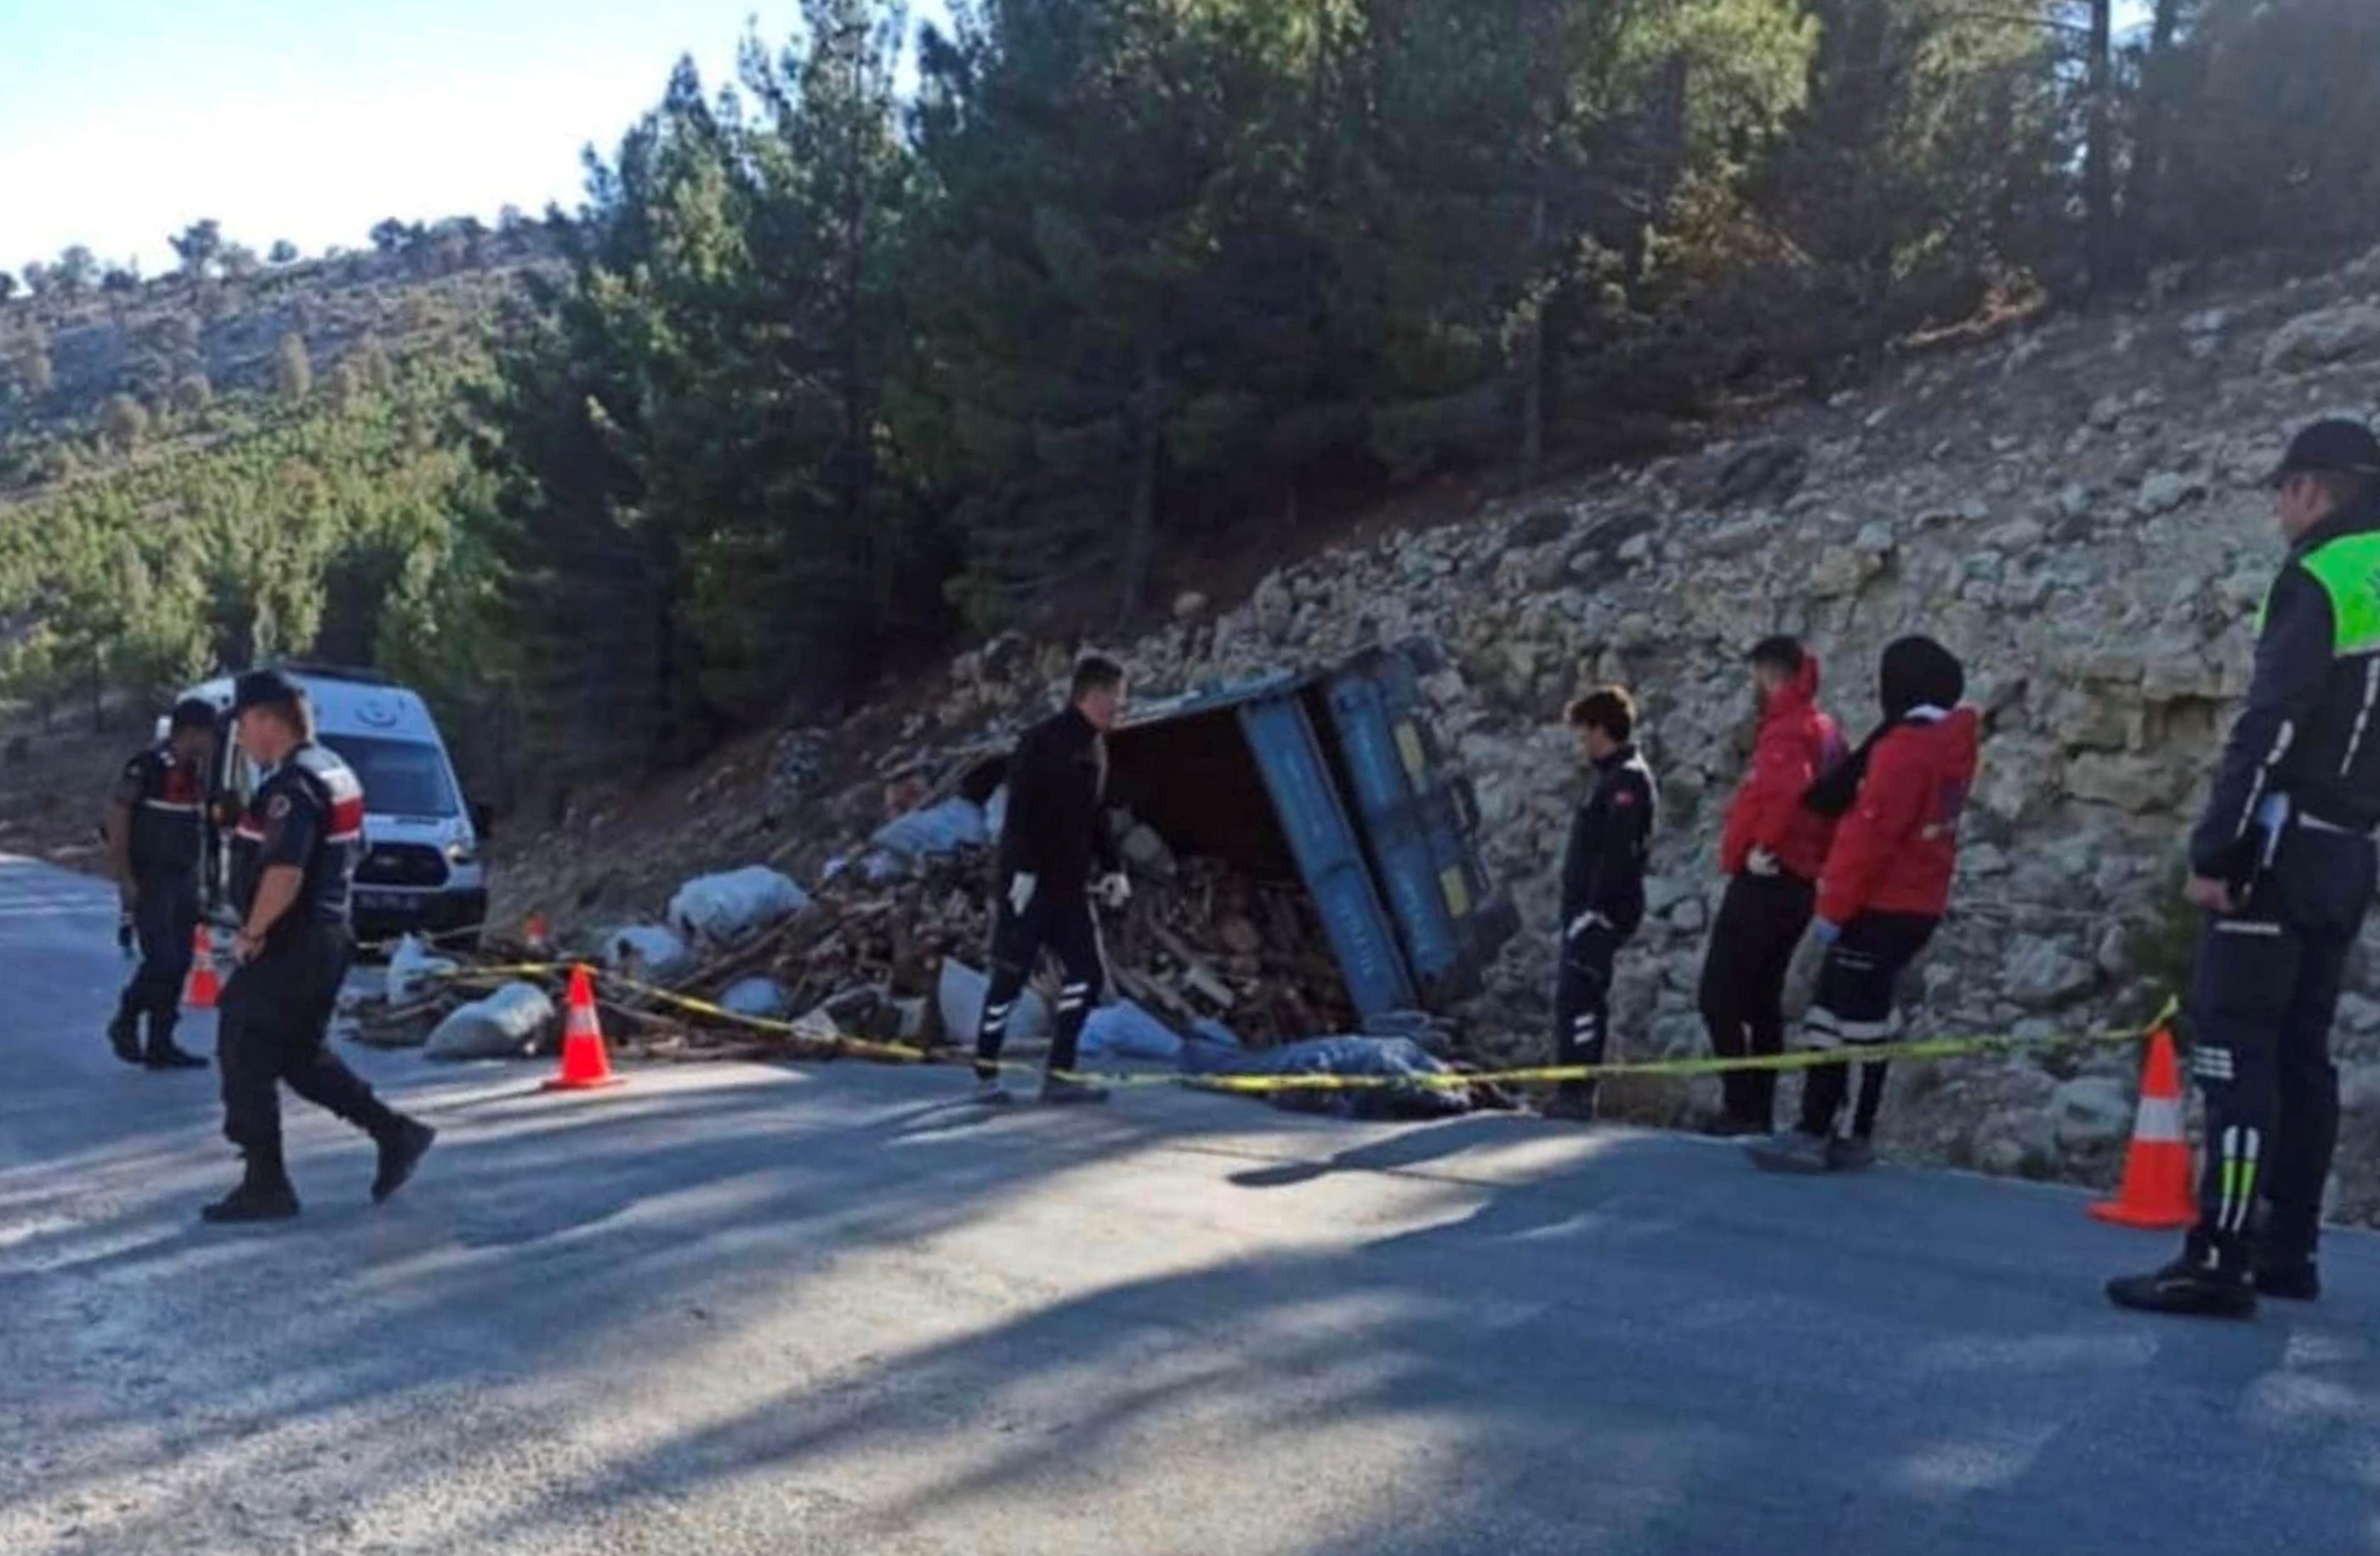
[429,960,2181,1097]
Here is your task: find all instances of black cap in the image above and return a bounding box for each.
[230,668,305,716]
[2269,418,2380,488]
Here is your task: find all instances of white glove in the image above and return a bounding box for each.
[1747,847,1781,877]
[1566,910,1611,941]
[1093,872,1133,911]
[1007,872,1038,917]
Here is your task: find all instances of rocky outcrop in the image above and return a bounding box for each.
[886,261,2380,1196]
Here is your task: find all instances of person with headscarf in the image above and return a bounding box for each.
[1749,636,1979,1173]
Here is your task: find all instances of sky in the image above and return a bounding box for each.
[3,0,2149,281]
[0,0,951,276]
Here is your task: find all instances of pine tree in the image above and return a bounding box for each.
[275,332,314,400]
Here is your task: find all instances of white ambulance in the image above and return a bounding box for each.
[168,663,490,949]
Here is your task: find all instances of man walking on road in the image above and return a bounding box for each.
[974,654,1133,1107]
[202,670,435,1224]
[1699,638,1843,1135]
[1546,688,1657,1122]
[2110,419,2380,1319]
[105,696,219,1070]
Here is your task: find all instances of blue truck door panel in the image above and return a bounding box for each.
[1326,648,1515,1000]
[1235,694,1417,1019]
[1321,668,1463,994]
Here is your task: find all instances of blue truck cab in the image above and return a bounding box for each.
[964,639,1517,1022]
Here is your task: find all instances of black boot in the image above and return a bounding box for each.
[1039,1074,1110,1106]
[1542,1083,1599,1123]
[107,1010,144,1066]
[2254,1258,2321,1302]
[2108,1238,2256,1320]
[144,1020,209,1070]
[371,1118,438,1203]
[202,1156,300,1224]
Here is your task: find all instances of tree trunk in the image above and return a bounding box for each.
[1519,183,1548,483]
[2118,0,2188,285]
[2083,0,2117,297]
[1115,345,1163,636]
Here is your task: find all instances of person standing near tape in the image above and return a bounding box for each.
[104,696,219,1070]
[1697,637,1844,1136]
[1750,637,1976,1173]
[202,670,435,1224]
[1545,687,1656,1122]
[2110,419,2380,1319]
[974,654,1133,1107]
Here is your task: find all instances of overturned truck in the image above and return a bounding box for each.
[950,639,1519,1034]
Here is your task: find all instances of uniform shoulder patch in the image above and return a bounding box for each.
[267,793,293,820]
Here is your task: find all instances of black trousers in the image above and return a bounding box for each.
[1698,872,1817,1130]
[976,883,1107,1079]
[116,872,199,1049]
[2189,833,2373,1270]
[1796,911,1937,1140]
[219,923,400,1174]
[1553,923,1626,1109]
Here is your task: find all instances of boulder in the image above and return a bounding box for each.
[2337,993,2380,1037]
[1710,440,1809,508]
[2342,1062,2380,1114]
[1508,508,1575,549]
[2006,934,2099,1010]
[1253,572,1296,642]
[2262,304,2380,374]
[2065,752,2191,815]
[2137,471,2203,515]
[2051,1075,2134,1153]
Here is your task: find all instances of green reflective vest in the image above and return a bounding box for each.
[2256,530,2380,656]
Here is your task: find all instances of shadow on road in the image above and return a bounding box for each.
[9,1048,2380,1555]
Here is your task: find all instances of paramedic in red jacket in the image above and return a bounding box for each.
[1698,637,1844,1135]
[1751,636,1979,1173]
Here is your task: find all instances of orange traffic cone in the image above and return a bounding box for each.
[525,912,551,953]
[2089,1028,2197,1229]
[542,964,623,1092]
[183,927,221,1010]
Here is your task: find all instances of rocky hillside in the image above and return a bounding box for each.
[496,244,2380,1212]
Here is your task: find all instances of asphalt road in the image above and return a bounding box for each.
[5,854,2380,1555]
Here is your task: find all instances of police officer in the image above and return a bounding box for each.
[105,696,219,1069]
[202,670,435,1224]
[2110,418,2380,1317]
[973,654,1132,1107]
[1547,687,1657,1122]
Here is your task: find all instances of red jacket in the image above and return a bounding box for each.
[1718,655,1843,882]
[1816,707,1980,927]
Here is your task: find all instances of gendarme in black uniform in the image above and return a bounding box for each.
[2112,420,2380,1316]
[1552,741,1656,1116]
[206,670,433,1223]
[110,737,208,1066]
[975,703,1122,1095]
